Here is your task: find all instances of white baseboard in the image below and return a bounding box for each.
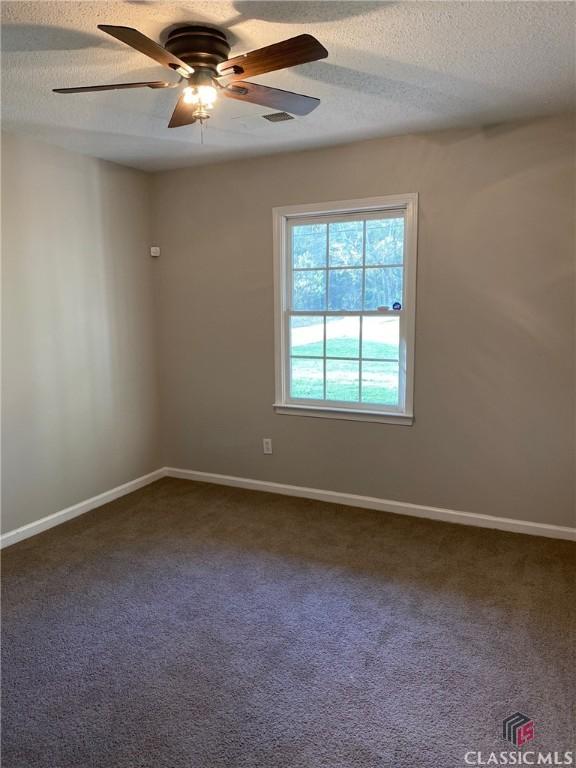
[164,468,576,542]
[0,469,164,549]
[2,467,574,548]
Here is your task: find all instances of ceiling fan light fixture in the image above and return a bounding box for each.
[183,84,218,108]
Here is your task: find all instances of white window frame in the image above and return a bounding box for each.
[273,194,418,425]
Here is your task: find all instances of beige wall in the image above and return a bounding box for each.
[1,134,159,533]
[2,116,574,535]
[152,114,575,527]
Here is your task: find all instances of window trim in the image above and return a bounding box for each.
[273,194,418,425]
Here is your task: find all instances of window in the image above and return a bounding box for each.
[273,195,417,424]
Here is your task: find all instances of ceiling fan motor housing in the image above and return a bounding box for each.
[164,26,231,74]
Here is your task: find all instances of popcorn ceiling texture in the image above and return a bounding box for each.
[2,478,575,767]
[1,1,574,170]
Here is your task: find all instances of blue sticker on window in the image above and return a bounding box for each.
[392,301,402,310]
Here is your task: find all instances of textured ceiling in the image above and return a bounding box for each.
[1,1,574,170]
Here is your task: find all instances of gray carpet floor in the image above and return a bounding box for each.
[2,478,575,767]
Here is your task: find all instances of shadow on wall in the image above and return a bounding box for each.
[227,1,390,26]
[297,47,550,123]
[0,24,115,51]
[122,0,389,28]
[3,140,113,497]
[1,136,157,532]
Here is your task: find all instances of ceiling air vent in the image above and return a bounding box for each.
[262,112,294,123]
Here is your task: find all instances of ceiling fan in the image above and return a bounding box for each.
[53,24,328,127]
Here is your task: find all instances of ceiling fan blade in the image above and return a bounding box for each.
[168,94,198,128]
[98,25,193,76]
[217,34,327,80]
[224,81,320,116]
[53,81,177,94]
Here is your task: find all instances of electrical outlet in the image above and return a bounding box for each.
[262,438,273,455]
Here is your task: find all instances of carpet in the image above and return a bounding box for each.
[2,478,574,767]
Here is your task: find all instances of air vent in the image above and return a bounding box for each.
[262,112,294,123]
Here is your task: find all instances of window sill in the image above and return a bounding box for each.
[273,403,414,425]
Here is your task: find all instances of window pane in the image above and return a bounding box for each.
[325,316,360,358]
[326,359,359,402]
[366,217,404,265]
[292,223,327,269]
[290,316,324,357]
[361,361,399,405]
[329,220,363,267]
[290,358,324,400]
[328,268,362,310]
[292,270,326,310]
[364,267,403,310]
[362,316,399,360]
